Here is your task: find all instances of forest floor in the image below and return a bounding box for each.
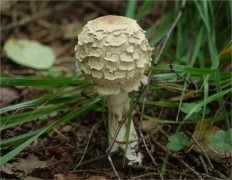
[1,1,231,179]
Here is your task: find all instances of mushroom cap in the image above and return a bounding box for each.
[75,15,153,95]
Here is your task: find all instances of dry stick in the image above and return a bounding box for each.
[108,154,121,180]
[199,155,209,174]
[1,2,72,32]
[106,0,187,176]
[139,95,157,165]
[153,0,187,66]
[138,95,163,180]
[71,150,120,169]
[154,139,204,180]
[106,84,146,153]
[73,121,102,170]
[105,85,146,180]
[191,136,214,169]
[175,155,204,180]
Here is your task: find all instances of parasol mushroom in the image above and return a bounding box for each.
[75,15,153,165]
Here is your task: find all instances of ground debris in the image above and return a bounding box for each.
[1,154,47,178]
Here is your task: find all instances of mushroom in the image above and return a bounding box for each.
[75,15,153,165]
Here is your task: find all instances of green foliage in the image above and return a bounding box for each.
[180,103,202,114]
[0,98,100,165]
[228,174,232,180]
[3,39,55,69]
[207,129,232,153]
[0,76,97,165]
[41,68,63,77]
[166,132,190,151]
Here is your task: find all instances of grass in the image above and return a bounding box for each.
[1,1,231,175]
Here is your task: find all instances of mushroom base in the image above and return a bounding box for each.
[107,91,143,166]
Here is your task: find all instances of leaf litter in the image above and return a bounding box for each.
[1,154,47,178]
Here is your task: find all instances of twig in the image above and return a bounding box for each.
[106,0,187,154]
[105,0,187,177]
[134,172,160,179]
[153,0,187,65]
[138,95,163,180]
[152,135,204,180]
[139,95,157,166]
[107,153,121,180]
[175,155,204,180]
[199,155,208,174]
[106,84,146,153]
[191,136,214,169]
[73,121,102,170]
[71,150,120,169]
[1,3,72,32]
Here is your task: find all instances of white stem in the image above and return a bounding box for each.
[107,91,143,166]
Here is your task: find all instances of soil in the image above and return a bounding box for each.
[1,1,231,179]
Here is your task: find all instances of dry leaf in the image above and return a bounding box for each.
[0,87,19,106]
[1,154,47,178]
[60,22,82,39]
[13,154,47,174]
[191,121,232,163]
[54,174,66,180]
[87,176,107,180]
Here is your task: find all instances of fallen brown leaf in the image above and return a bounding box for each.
[1,154,47,178]
[191,121,231,163]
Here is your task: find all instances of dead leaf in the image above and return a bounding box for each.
[67,173,78,180]
[86,176,107,180]
[0,163,15,175]
[0,87,19,106]
[54,174,66,180]
[191,121,232,163]
[60,22,82,39]
[13,154,47,174]
[59,125,73,133]
[1,154,47,178]
[24,176,44,180]
[142,120,159,133]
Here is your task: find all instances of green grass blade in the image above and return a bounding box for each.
[0,77,87,86]
[1,105,63,130]
[214,70,230,128]
[184,88,232,121]
[0,95,80,114]
[146,101,179,108]
[152,64,215,75]
[125,0,137,18]
[0,97,100,165]
[0,84,91,114]
[135,0,156,20]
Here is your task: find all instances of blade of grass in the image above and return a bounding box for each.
[0,85,91,114]
[146,101,179,108]
[135,0,156,20]
[0,97,100,165]
[1,106,62,130]
[183,88,232,121]
[0,95,80,114]
[152,64,215,75]
[125,0,136,18]
[0,77,87,86]
[195,1,230,128]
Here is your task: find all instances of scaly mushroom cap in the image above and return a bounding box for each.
[75,15,153,95]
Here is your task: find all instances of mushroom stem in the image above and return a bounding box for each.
[107,91,142,165]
